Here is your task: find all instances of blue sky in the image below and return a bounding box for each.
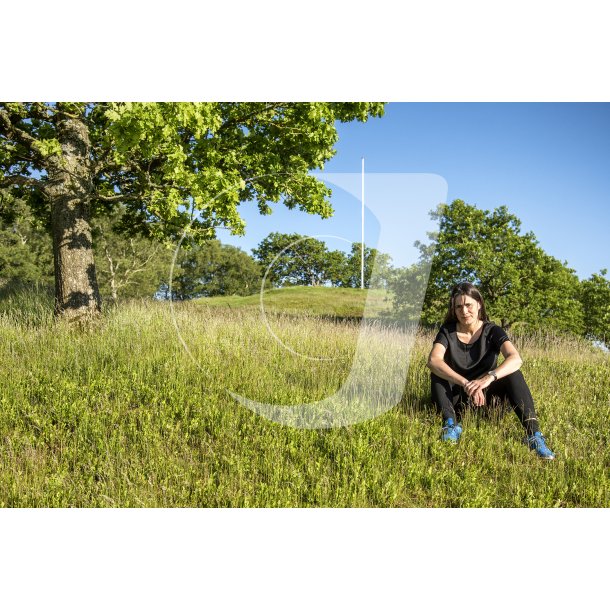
[219,103,610,280]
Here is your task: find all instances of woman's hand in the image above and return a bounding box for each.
[472,388,486,406]
[463,375,493,398]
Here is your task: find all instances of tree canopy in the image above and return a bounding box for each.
[0,190,53,291]
[252,232,333,287]
[172,240,264,299]
[390,199,586,334]
[91,207,174,303]
[251,232,392,288]
[342,243,393,289]
[580,269,610,346]
[0,102,385,319]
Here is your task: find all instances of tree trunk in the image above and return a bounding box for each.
[47,110,101,320]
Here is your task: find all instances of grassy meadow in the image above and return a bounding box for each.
[0,286,608,507]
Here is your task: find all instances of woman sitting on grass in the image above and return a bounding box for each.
[426,281,555,459]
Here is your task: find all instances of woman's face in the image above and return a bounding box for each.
[453,294,481,325]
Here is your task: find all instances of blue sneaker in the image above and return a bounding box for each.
[442,418,462,443]
[525,431,555,460]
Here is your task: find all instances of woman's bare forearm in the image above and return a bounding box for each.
[491,353,523,379]
[427,358,467,386]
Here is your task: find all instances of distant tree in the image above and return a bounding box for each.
[0,102,384,320]
[391,199,584,333]
[341,243,393,289]
[91,208,174,303]
[252,232,332,287]
[325,249,350,287]
[172,240,264,299]
[580,269,610,346]
[252,232,393,289]
[0,190,53,289]
[386,262,429,322]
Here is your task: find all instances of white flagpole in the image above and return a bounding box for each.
[361,157,365,289]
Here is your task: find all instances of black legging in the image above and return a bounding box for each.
[431,370,540,436]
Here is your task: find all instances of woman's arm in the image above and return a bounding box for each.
[426,343,468,387]
[463,340,523,396]
[427,342,486,406]
[493,340,523,378]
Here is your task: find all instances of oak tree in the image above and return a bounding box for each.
[0,102,384,320]
[580,269,610,347]
[341,242,393,289]
[391,199,584,333]
[172,240,264,299]
[252,232,332,287]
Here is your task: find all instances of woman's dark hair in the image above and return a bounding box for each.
[443,282,489,325]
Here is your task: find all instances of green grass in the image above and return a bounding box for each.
[197,286,394,319]
[0,289,608,507]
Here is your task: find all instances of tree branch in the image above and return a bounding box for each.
[217,103,283,134]
[95,193,133,203]
[93,157,121,175]
[0,109,44,162]
[29,102,56,121]
[0,174,43,190]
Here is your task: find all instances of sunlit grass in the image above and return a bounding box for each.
[0,290,608,507]
[196,286,393,318]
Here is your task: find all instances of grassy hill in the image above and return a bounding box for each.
[196,286,394,319]
[0,292,608,507]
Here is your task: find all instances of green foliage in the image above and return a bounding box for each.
[0,190,53,289]
[252,232,392,289]
[91,209,174,303]
[386,262,430,322]
[172,240,264,299]
[580,269,610,346]
[392,199,585,334]
[1,102,385,313]
[2,102,384,241]
[341,242,394,289]
[323,249,350,287]
[252,232,334,286]
[33,138,62,158]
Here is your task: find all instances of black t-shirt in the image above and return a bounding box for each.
[433,321,510,380]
